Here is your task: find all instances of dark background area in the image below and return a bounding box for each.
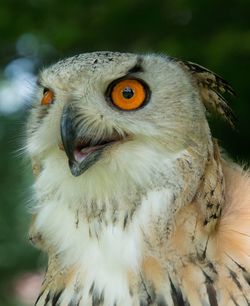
[0,0,249,305]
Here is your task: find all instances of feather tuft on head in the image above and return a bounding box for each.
[173,58,236,128]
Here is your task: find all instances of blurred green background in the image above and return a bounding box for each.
[0,0,249,305]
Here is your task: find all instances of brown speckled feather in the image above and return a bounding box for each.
[173,59,236,128]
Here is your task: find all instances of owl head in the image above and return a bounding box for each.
[26,52,234,200]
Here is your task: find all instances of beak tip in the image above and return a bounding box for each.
[68,160,81,177]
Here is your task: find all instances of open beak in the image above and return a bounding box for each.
[60,105,122,176]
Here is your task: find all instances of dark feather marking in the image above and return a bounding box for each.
[201,236,210,260]
[75,209,79,228]
[201,265,218,306]
[51,289,63,305]
[207,203,214,209]
[156,295,168,306]
[228,268,250,305]
[92,289,104,306]
[244,273,250,286]
[225,253,245,270]
[191,219,198,241]
[89,226,92,238]
[202,269,213,284]
[229,294,240,306]
[30,107,50,134]
[99,290,105,305]
[35,290,45,305]
[216,92,236,126]
[207,261,218,275]
[228,268,242,290]
[169,277,187,306]
[112,209,118,224]
[127,57,144,74]
[75,296,83,306]
[231,230,250,238]
[140,274,154,305]
[89,282,95,295]
[202,268,218,305]
[206,284,218,306]
[204,219,209,226]
[226,253,250,287]
[37,107,50,120]
[44,291,51,305]
[123,212,129,230]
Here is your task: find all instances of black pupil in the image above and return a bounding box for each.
[122,87,134,99]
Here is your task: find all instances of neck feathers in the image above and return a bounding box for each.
[32,140,250,306]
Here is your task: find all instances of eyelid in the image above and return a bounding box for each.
[36,78,50,92]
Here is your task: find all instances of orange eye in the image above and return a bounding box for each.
[41,89,54,105]
[108,79,149,110]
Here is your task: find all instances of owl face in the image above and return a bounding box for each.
[26,52,209,187]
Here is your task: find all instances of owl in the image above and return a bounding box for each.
[26,52,250,306]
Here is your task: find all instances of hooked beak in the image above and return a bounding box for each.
[60,105,122,176]
[60,105,106,176]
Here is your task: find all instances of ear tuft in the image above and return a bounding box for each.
[172,58,236,128]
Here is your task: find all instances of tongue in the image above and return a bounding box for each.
[74,145,104,163]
